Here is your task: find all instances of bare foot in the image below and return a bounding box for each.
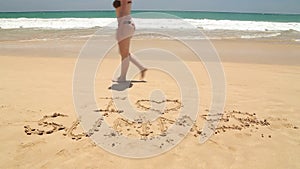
[140,68,147,80]
[112,76,127,83]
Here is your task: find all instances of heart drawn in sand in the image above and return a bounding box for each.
[135,99,182,114]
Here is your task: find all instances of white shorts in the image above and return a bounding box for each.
[116,16,135,42]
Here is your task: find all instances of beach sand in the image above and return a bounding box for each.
[0,37,300,168]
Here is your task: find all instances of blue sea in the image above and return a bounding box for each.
[0,10,299,41]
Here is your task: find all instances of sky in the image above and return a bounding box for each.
[0,0,300,14]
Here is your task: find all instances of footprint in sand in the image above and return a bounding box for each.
[19,139,46,149]
[0,105,7,109]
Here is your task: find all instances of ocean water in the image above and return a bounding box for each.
[0,10,299,41]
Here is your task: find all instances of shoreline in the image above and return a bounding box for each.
[0,38,299,66]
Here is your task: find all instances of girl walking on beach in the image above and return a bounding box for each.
[113,0,147,82]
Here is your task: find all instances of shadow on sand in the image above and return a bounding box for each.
[108,80,146,91]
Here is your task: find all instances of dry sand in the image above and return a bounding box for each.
[0,38,300,169]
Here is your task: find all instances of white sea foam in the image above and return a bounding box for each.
[17,38,60,42]
[241,33,282,39]
[0,18,115,29]
[184,19,300,32]
[0,18,299,41]
[0,18,299,32]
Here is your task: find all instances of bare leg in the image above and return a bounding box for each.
[118,57,129,81]
[116,37,131,82]
[129,53,147,79]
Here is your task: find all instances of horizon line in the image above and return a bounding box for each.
[0,9,300,15]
